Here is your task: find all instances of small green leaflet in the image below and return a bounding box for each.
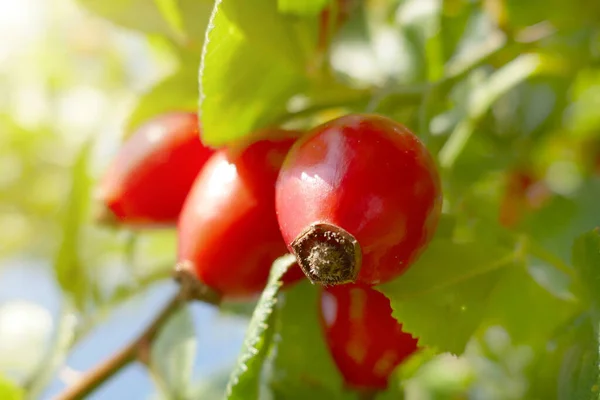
[439,52,566,169]
[199,0,318,147]
[225,254,296,400]
[571,229,600,398]
[150,306,196,399]
[153,0,186,40]
[0,376,23,400]
[263,280,353,399]
[480,265,577,347]
[77,0,176,36]
[572,229,600,316]
[54,140,93,310]
[125,64,199,135]
[557,322,599,400]
[377,239,516,354]
[77,0,213,43]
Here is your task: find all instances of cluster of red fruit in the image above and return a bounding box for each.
[96,111,442,392]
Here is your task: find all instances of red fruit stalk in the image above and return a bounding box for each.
[97,112,213,227]
[276,114,442,286]
[177,132,305,299]
[319,284,418,390]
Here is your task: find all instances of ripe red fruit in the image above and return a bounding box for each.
[319,284,419,390]
[177,132,305,299]
[275,114,442,286]
[97,112,213,227]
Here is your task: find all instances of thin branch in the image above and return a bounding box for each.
[71,266,173,345]
[53,268,221,400]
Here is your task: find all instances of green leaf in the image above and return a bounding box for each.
[263,280,352,399]
[54,141,93,309]
[377,239,516,354]
[150,306,196,399]
[179,0,215,43]
[0,376,23,400]
[154,0,186,40]
[522,179,600,263]
[567,69,600,137]
[189,368,232,399]
[199,0,318,147]
[526,258,577,302]
[480,264,577,347]
[278,0,330,15]
[557,230,600,399]
[77,0,175,36]
[439,53,566,169]
[225,254,296,400]
[572,229,600,313]
[504,0,600,29]
[217,1,317,66]
[549,318,600,400]
[77,0,213,43]
[126,64,199,135]
[558,329,599,400]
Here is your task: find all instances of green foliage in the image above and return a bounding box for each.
[439,53,562,168]
[225,254,295,399]
[377,239,516,354]
[126,63,199,134]
[0,376,23,400]
[199,0,320,147]
[77,0,213,44]
[572,230,600,312]
[150,306,197,398]
[263,281,353,399]
[6,0,600,399]
[53,140,94,309]
[277,0,331,16]
[568,230,600,397]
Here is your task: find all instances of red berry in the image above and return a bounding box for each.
[177,133,305,299]
[319,284,419,390]
[275,114,442,286]
[97,112,213,227]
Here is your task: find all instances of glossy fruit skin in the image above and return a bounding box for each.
[319,284,419,390]
[98,112,213,227]
[276,114,442,286]
[177,134,305,299]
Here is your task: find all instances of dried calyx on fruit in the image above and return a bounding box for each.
[96,112,213,227]
[276,113,442,286]
[319,284,419,391]
[177,131,305,300]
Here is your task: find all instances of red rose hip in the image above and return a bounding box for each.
[276,113,442,286]
[319,284,419,390]
[177,133,304,299]
[97,112,213,227]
